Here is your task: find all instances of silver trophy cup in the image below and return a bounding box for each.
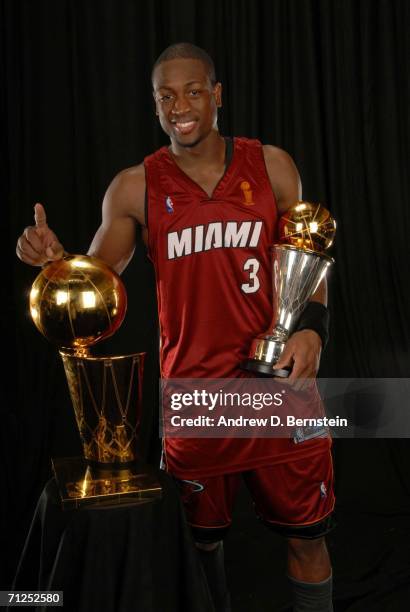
[243,245,333,376]
[242,202,336,377]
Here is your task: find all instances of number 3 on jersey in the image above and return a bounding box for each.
[241,258,260,293]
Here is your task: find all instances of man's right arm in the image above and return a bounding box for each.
[87,164,146,274]
[16,164,146,275]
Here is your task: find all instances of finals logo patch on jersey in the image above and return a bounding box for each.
[240,181,254,205]
[165,196,174,213]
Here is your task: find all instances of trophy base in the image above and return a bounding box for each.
[242,335,292,377]
[52,456,162,510]
[241,358,290,378]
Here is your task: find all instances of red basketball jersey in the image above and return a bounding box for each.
[145,137,330,478]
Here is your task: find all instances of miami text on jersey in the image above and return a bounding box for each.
[167,220,264,260]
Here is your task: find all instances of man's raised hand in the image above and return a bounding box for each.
[16,203,64,266]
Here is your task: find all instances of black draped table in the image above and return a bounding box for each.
[12,470,214,612]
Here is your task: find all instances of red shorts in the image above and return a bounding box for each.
[175,449,335,542]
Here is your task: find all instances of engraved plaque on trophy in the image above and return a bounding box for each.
[30,254,161,508]
[242,202,336,377]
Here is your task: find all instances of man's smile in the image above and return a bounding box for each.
[172,120,198,135]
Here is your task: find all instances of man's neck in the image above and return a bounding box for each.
[169,130,226,169]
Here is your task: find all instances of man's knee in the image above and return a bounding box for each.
[287,536,327,561]
[195,540,222,552]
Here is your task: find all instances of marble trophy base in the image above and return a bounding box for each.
[52,456,162,509]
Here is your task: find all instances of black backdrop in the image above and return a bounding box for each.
[2,0,410,608]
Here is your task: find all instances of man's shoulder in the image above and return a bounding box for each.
[262,144,295,168]
[236,139,296,172]
[107,144,166,209]
[261,145,300,186]
[103,163,146,223]
[260,145,301,213]
[109,163,146,199]
[115,162,145,183]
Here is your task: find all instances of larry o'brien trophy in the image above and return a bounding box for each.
[29,254,161,508]
[242,201,336,377]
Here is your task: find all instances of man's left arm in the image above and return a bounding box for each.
[262,145,327,385]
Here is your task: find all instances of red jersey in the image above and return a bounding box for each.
[145,137,330,478]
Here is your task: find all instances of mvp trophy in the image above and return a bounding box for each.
[30,254,161,508]
[242,202,336,377]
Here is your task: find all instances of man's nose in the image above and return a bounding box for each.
[172,95,190,115]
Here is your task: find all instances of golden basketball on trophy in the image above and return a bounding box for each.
[278,201,336,251]
[29,254,161,508]
[30,254,127,352]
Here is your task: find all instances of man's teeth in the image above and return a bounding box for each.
[176,121,195,127]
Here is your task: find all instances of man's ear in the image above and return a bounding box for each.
[214,82,222,108]
[152,91,159,115]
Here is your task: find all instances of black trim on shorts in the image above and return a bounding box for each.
[191,525,230,544]
[260,512,336,539]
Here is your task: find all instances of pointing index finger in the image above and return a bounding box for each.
[34,203,47,228]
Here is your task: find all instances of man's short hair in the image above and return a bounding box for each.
[152,42,217,85]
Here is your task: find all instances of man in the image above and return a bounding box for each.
[17,43,334,611]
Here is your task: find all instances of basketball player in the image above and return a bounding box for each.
[17,43,335,612]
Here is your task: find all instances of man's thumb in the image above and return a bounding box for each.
[34,203,48,228]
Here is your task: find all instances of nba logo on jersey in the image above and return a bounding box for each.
[320,482,327,498]
[165,196,174,213]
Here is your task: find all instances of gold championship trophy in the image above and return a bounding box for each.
[29,254,161,508]
[242,202,336,376]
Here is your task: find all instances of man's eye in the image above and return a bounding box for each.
[190,90,200,96]
[159,95,172,102]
